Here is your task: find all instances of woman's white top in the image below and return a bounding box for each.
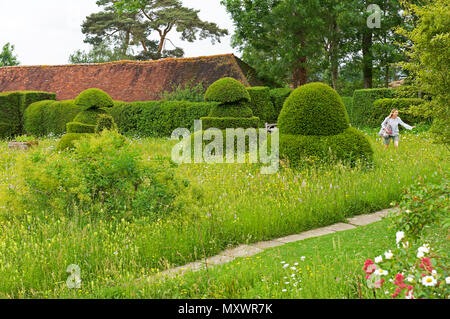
[381,117,413,136]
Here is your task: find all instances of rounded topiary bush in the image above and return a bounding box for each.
[204,77,250,104]
[23,100,56,136]
[278,128,373,167]
[74,88,114,110]
[57,133,91,150]
[278,82,350,136]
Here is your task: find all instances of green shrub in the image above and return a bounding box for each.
[109,101,214,137]
[392,85,420,99]
[74,88,114,110]
[0,91,56,137]
[372,98,429,127]
[23,100,55,136]
[352,88,393,127]
[24,100,82,137]
[269,88,293,120]
[200,117,260,130]
[208,101,254,118]
[73,109,108,125]
[161,81,205,102]
[45,100,83,136]
[278,127,374,168]
[278,82,350,136]
[13,131,187,220]
[0,122,12,139]
[341,97,353,122]
[247,87,277,125]
[204,77,250,104]
[57,133,90,150]
[66,122,97,134]
[95,114,117,133]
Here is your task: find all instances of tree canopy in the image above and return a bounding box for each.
[0,42,20,67]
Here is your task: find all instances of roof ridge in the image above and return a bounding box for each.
[0,53,236,69]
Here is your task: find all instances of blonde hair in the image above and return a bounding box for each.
[389,109,399,118]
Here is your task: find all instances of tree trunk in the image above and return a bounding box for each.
[158,35,166,54]
[292,57,307,88]
[362,31,373,89]
[330,17,339,90]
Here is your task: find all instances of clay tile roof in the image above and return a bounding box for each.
[0,54,266,102]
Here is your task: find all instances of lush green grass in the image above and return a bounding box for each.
[0,129,448,298]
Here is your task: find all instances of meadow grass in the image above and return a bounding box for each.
[0,129,448,298]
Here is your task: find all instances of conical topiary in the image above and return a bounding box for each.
[277,82,373,167]
[201,78,259,130]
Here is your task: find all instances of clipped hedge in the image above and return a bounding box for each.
[352,88,393,127]
[57,133,91,151]
[208,101,254,118]
[109,101,215,137]
[74,88,114,110]
[279,127,374,167]
[201,117,260,130]
[269,88,293,120]
[73,109,108,126]
[341,97,353,122]
[95,114,117,133]
[0,91,55,137]
[371,98,428,127]
[24,100,82,136]
[278,82,350,136]
[246,87,277,125]
[204,77,250,104]
[66,122,96,134]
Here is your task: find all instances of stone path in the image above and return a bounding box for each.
[145,208,396,282]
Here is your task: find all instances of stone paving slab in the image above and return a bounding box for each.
[275,227,336,244]
[220,245,264,258]
[323,223,357,232]
[204,255,236,266]
[251,240,285,250]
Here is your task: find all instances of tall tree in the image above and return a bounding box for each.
[222,0,324,88]
[114,0,229,58]
[0,42,20,67]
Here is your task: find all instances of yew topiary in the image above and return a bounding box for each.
[204,77,250,104]
[74,88,114,110]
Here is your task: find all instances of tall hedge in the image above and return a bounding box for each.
[269,88,293,120]
[109,101,215,137]
[0,91,56,138]
[352,88,393,127]
[341,97,353,123]
[24,100,82,136]
[246,87,277,125]
[372,98,429,127]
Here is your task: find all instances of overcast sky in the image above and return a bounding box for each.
[0,0,238,66]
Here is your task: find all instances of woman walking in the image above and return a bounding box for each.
[380,109,416,149]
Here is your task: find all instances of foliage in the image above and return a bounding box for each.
[95,114,118,133]
[8,131,186,221]
[160,82,205,102]
[56,133,91,151]
[208,101,254,118]
[372,98,429,127]
[397,0,450,145]
[278,83,350,136]
[341,97,353,122]
[200,117,260,131]
[204,77,250,104]
[0,42,20,66]
[112,0,228,60]
[279,127,373,168]
[69,41,134,64]
[24,100,82,137]
[109,100,215,137]
[246,87,277,124]
[0,91,56,138]
[269,88,292,120]
[74,88,114,110]
[351,88,393,127]
[66,122,97,134]
[73,109,109,126]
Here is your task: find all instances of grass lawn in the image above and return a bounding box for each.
[0,129,448,298]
